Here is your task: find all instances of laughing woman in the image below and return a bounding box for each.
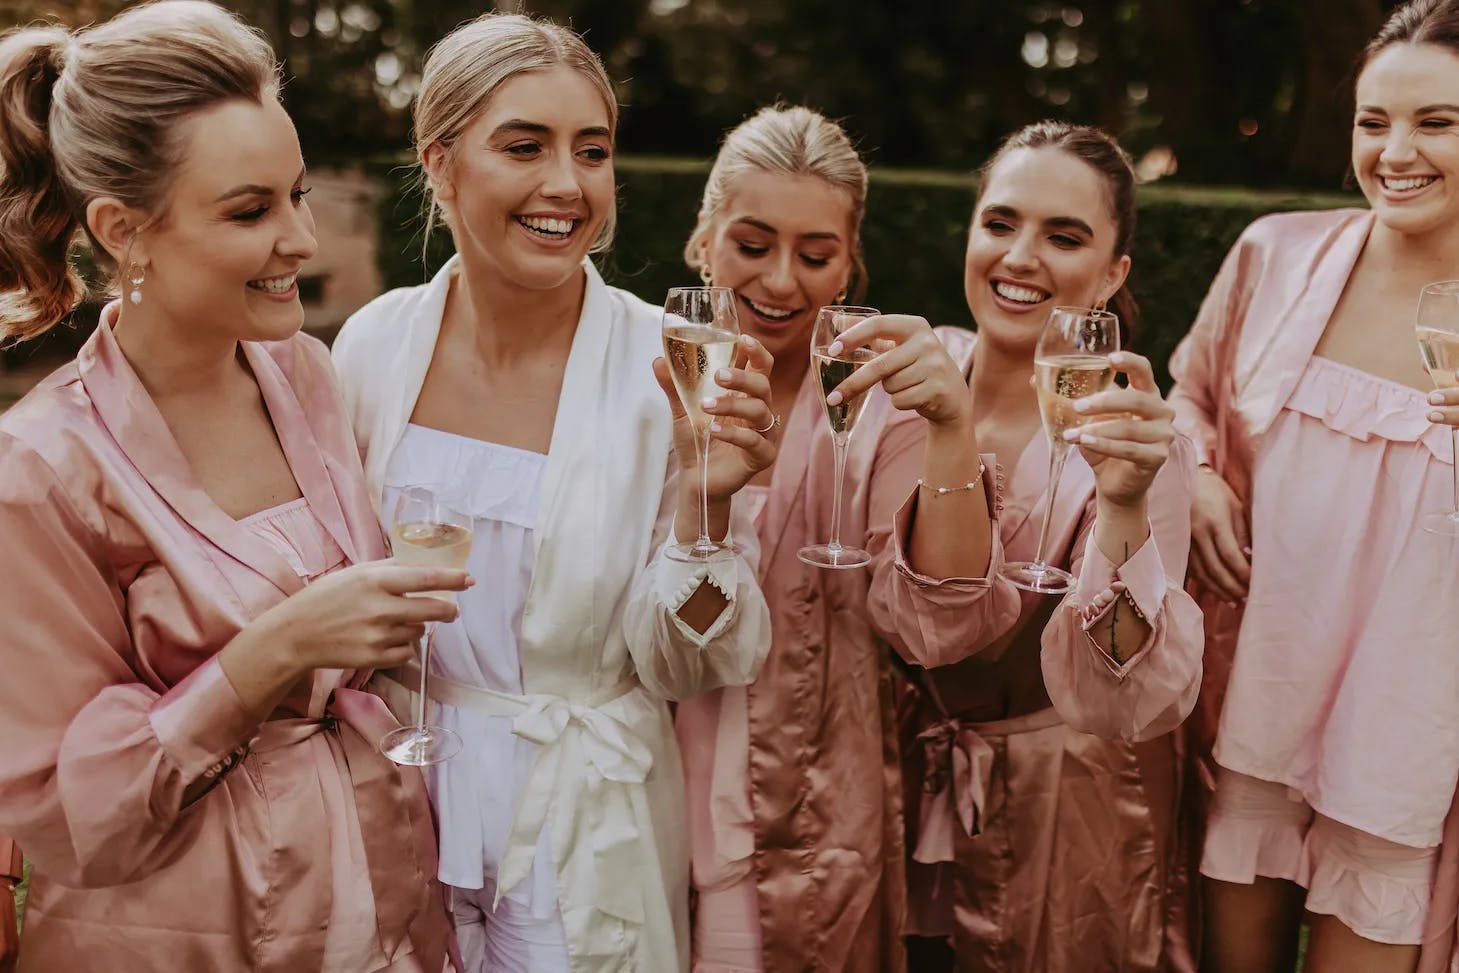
[842,122,1203,972]
[0,3,463,970]
[1170,2,1459,970]
[331,14,774,973]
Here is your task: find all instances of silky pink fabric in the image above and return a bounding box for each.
[1167,208,1459,970]
[0,309,450,972]
[676,373,920,973]
[872,326,1202,972]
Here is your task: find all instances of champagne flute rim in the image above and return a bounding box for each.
[1420,279,1459,298]
[819,303,880,316]
[1049,304,1119,321]
[666,285,736,298]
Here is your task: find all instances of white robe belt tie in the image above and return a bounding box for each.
[376,667,652,927]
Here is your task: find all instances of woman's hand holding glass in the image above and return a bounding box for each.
[653,330,779,549]
[1059,351,1175,510]
[820,313,972,428]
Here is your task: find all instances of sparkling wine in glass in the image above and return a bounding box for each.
[798,305,882,570]
[1001,306,1120,594]
[662,286,742,563]
[378,484,472,766]
[1416,280,1459,536]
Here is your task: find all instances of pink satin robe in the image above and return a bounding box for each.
[873,326,1203,972]
[0,313,450,972]
[676,372,920,973]
[1166,208,1459,972]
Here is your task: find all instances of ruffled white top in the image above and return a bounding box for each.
[381,422,558,913]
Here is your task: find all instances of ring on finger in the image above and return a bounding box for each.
[754,413,781,434]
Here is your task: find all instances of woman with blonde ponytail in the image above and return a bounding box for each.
[0,3,461,969]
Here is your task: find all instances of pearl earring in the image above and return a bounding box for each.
[127,262,146,306]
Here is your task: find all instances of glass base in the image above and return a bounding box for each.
[1000,560,1075,595]
[665,539,739,564]
[797,543,872,570]
[1421,510,1459,537]
[379,725,462,766]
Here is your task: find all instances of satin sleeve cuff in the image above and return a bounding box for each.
[1074,527,1166,678]
[147,657,260,782]
[890,453,1003,588]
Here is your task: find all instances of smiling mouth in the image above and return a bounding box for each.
[246,273,297,294]
[741,295,799,322]
[992,280,1050,305]
[515,215,581,240]
[1381,174,1439,193]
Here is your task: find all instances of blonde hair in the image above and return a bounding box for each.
[413,13,619,256]
[0,0,279,342]
[685,105,869,299]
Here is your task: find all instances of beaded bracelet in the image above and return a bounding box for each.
[916,462,987,498]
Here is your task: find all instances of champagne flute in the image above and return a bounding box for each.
[1417,280,1459,536]
[378,484,472,766]
[1001,306,1121,594]
[798,305,882,569]
[662,286,742,563]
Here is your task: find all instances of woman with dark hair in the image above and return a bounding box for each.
[1171,1,1459,970]
[840,120,1203,972]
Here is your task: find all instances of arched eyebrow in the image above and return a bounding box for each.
[490,119,612,139]
[731,216,840,242]
[213,165,308,203]
[980,203,1093,237]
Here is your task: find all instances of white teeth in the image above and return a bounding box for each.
[994,281,1048,304]
[518,215,576,236]
[1384,175,1437,192]
[247,273,296,294]
[747,298,795,321]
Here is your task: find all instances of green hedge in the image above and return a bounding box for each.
[377,157,1361,389]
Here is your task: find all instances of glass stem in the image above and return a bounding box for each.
[414,621,434,732]
[698,424,714,548]
[1452,427,1459,514]
[828,436,849,552]
[1033,444,1071,570]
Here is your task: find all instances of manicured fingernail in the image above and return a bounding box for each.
[702,396,718,410]
[1062,428,1079,442]
[828,341,844,356]
[1079,433,1098,444]
[1431,410,1445,422]
[709,422,723,432]
[465,575,476,586]
[1431,391,1444,404]
[1073,399,1091,413]
[741,334,756,347]
[1242,547,1252,556]
[826,390,843,406]
[716,368,732,382]
[1109,352,1126,364]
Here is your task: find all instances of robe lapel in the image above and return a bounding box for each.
[757,374,820,579]
[364,257,453,507]
[520,264,614,690]
[244,341,360,566]
[1241,210,1372,435]
[77,308,305,597]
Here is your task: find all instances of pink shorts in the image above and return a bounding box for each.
[1200,768,1438,945]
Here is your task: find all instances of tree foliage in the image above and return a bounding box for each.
[7,0,1414,187]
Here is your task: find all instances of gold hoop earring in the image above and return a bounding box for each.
[1093,296,1109,314]
[699,264,713,287]
[127,262,146,306]
[835,289,848,304]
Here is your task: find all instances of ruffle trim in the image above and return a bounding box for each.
[1199,805,1308,885]
[1286,356,1452,463]
[1300,823,1435,945]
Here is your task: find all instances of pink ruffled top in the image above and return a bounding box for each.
[1215,354,1459,847]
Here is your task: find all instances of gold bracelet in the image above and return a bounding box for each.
[917,463,987,498]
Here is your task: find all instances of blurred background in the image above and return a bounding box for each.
[0,0,1408,388]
